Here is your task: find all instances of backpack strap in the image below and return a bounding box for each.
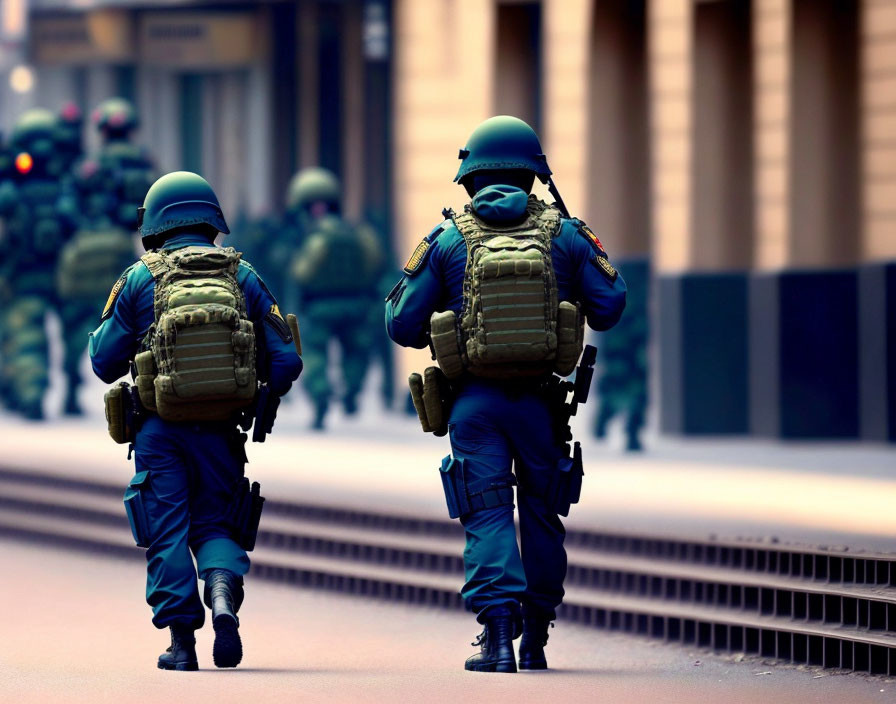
[140,251,170,280]
[527,197,563,241]
[452,210,486,247]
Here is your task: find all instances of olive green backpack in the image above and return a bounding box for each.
[429,197,584,380]
[133,246,256,422]
[56,227,135,300]
[291,215,381,296]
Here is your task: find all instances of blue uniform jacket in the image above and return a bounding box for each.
[386,186,627,349]
[89,233,302,395]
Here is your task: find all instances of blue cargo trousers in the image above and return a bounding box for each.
[447,379,568,622]
[130,416,250,629]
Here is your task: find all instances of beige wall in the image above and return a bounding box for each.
[649,0,692,273]
[393,0,494,376]
[753,0,790,270]
[392,0,894,386]
[862,0,896,261]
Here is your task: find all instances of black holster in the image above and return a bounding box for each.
[439,455,470,519]
[231,478,265,551]
[546,441,584,517]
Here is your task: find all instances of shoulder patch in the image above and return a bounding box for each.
[593,254,618,282]
[101,274,127,320]
[403,223,445,276]
[404,240,431,275]
[577,222,606,254]
[264,303,293,343]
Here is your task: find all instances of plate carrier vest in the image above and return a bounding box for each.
[133,245,256,422]
[429,197,584,380]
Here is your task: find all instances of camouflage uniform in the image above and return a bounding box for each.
[292,214,383,428]
[55,98,154,414]
[284,168,384,428]
[593,259,649,451]
[0,109,76,418]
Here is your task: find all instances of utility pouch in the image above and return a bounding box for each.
[554,301,584,377]
[547,442,584,517]
[408,373,434,433]
[429,310,464,379]
[123,471,152,548]
[134,350,157,412]
[439,455,470,519]
[231,478,265,551]
[408,367,454,436]
[104,382,132,445]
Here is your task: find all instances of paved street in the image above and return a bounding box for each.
[2,399,895,553]
[1,541,891,703]
[4,370,895,700]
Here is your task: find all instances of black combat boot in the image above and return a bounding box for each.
[464,606,518,673]
[204,569,243,668]
[157,624,198,671]
[518,612,553,670]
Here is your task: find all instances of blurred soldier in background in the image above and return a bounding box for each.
[229,174,307,306]
[55,101,84,176]
[91,97,156,232]
[370,263,399,410]
[386,116,627,672]
[593,260,649,452]
[288,167,384,429]
[89,171,302,671]
[54,98,154,414]
[0,131,11,409]
[0,109,77,419]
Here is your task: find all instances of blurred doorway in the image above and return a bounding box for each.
[494,1,543,133]
[691,0,754,271]
[790,0,860,268]
[587,0,649,257]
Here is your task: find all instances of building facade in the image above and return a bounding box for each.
[393,0,895,443]
[4,0,393,232]
[4,0,894,441]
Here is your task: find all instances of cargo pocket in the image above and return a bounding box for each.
[123,471,152,548]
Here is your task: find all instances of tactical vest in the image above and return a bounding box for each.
[430,197,584,380]
[56,227,134,301]
[6,181,67,261]
[99,143,155,230]
[133,246,256,422]
[291,216,376,296]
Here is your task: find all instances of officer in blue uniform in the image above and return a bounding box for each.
[89,172,302,671]
[386,116,626,672]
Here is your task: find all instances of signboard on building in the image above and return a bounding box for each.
[139,12,265,68]
[29,10,133,65]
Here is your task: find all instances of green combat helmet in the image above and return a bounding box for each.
[454,115,552,184]
[286,167,341,214]
[9,108,60,177]
[92,97,138,140]
[138,171,229,251]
